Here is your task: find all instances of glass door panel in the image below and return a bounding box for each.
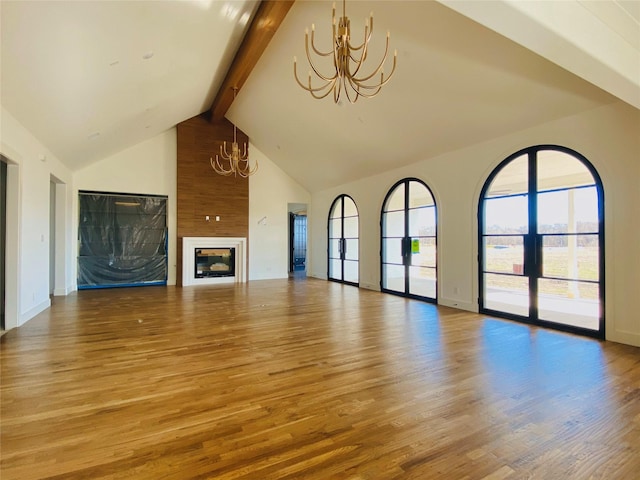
[344,198,358,217]
[483,273,529,316]
[329,217,342,237]
[383,210,405,237]
[410,237,436,268]
[483,236,525,274]
[330,259,342,281]
[382,238,403,265]
[541,235,599,281]
[344,239,359,261]
[329,239,341,259]
[409,206,435,236]
[343,216,358,238]
[483,195,529,234]
[480,154,529,320]
[538,279,599,330]
[386,184,405,211]
[383,264,405,292]
[486,154,528,196]
[536,152,601,332]
[344,260,359,284]
[538,187,599,233]
[409,266,436,298]
[328,207,342,281]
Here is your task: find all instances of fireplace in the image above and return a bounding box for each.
[182,237,246,286]
[195,248,235,278]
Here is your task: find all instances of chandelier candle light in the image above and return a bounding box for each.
[294,0,397,103]
[210,87,257,177]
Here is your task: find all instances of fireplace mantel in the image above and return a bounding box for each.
[182,237,247,286]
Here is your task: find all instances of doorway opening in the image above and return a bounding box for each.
[1,160,6,330]
[288,203,307,278]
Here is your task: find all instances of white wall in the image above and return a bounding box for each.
[74,129,178,285]
[248,143,310,280]
[309,101,640,347]
[438,0,640,110]
[0,106,74,328]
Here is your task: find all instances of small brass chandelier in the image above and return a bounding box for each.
[210,87,257,177]
[293,0,397,103]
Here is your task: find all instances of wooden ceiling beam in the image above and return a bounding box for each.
[209,0,295,122]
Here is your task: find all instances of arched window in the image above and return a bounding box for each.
[328,195,359,285]
[381,178,437,302]
[479,145,604,337]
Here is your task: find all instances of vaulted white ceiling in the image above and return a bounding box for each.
[1,1,638,193]
[1,0,259,169]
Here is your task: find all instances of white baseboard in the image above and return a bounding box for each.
[20,298,51,326]
[438,297,477,312]
[308,273,327,280]
[53,284,76,296]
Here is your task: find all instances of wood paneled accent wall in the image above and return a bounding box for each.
[176,114,249,285]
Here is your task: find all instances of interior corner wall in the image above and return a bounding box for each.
[176,115,248,285]
[74,129,178,285]
[308,101,640,348]
[248,143,310,280]
[0,106,74,328]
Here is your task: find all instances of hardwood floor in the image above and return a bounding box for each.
[1,278,639,479]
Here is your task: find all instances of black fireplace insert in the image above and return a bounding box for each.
[195,248,235,278]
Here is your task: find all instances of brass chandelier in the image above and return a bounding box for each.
[293,0,397,103]
[210,87,257,177]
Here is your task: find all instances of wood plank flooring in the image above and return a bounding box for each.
[1,278,639,479]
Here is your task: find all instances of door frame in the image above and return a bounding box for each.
[380,177,437,303]
[327,194,359,286]
[477,145,605,339]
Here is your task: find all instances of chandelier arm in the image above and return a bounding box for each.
[236,158,258,178]
[334,78,342,103]
[309,23,336,57]
[352,34,390,82]
[349,73,371,103]
[309,80,335,98]
[211,156,233,176]
[221,141,231,158]
[347,37,370,79]
[343,80,357,104]
[217,156,234,175]
[348,69,384,97]
[346,21,375,79]
[305,37,339,83]
[294,62,334,94]
[349,76,382,98]
[309,78,338,100]
[352,41,396,84]
[346,20,372,54]
[354,54,397,90]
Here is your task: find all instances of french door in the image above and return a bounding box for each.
[381,179,437,302]
[479,146,604,337]
[328,195,359,285]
